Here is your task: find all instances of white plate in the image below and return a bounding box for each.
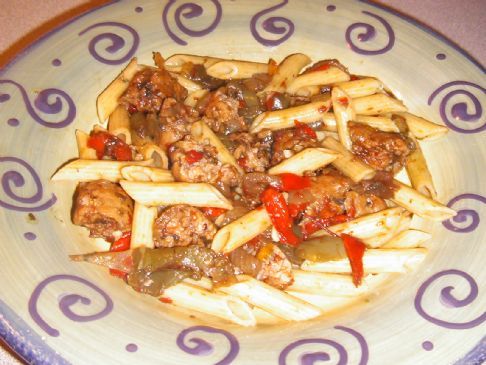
[0,1,484,364]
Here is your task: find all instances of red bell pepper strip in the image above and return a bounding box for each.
[309,63,331,72]
[301,214,349,239]
[87,131,132,161]
[185,150,204,164]
[278,173,311,191]
[109,232,131,279]
[201,207,227,218]
[260,187,300,246]
[294,120,317,139]
[87,132,110,160]
[341,233,366,287]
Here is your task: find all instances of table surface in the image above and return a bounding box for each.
[0,0,484,364]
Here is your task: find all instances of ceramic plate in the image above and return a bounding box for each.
[0,1,484,364]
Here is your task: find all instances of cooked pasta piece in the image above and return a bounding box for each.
[268,148,339,175]
[262,53,311,94]
[391,181,456,221]
[184,89,209,108]
[75,130,97,159]
[405,140,437,198]
[164,54,223,72]
[206,60,268,79]
[120,181,233,209]
[321,136,376,182]
[331,87,355,150]
[286,67,350,94]
[333,78,384,98]
[108,105,131,144]
[170,73,202,93]
[120,165,174,183]
[139,144,169,170]
[252,306,286,325]
[381,229,431,248]
[163,282,256,326]
[353,94,407,115]
[51,159,153,182]
[218,275,322,321]
[211,208,272,253]
[353,115,400,132]
[250,101,330,133]
[301,248,427,273]
[130,203,157,249]
[397,112,448,140]
[96,58,139,123]
[286,291,364,312]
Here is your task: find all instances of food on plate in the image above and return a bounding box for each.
[52,52,455,326]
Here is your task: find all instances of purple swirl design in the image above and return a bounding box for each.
[162,0,222,46]
[28,274,113,337]
[78,22,140,65]
[250,0,294,47]
[442,193,486,233]
[176,325,239,365]
[0,80,75,128]
[415,269,486,329]
[345,11,395,55]
[428,81,485,134]
[279,325,368,365]
[0,156,56,212]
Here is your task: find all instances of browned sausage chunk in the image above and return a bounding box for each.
[228,130,273,173]
[72,180,133,240]
[203,88,248,135]
[153,205,217,248]
[271,128,319,165]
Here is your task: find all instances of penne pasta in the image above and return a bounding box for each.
[381,229,431,249]
[397,112,448,140]
[268,148,339,175]
[333,77,384,98]
[183,277,214,291]
[139,144,169,170]
[250,101,330,133]
[354,115,400,132]
[262,53,311,94]
[206,60,268,79]
[321,136,376,182]
[286,291,364,312]
[170,73,202,93]
[108,105,131,144]
[184,89,209,108]
[293,85,322,98]
[252,306,286,325]
[130,203,157,249]
[286,67,350,94]
[301,248,427,273]
[75,130,97,159]
[391,181,456,221]
[331,87,355,150]
[120,165,174,183]
[163,283,256,326]
[211,208,272,253]
[164,54,223,72]
[405,139,437,198]
[119,181,233,209]
[96,58,138,123]
[51,159,153,182]
[218,275,322,321]
[190,121,243,174]
[353,94,407,115]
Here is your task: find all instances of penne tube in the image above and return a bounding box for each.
[311,207,412,248]
[119,181,233,209]
[130,203,157,249]
[262,53,311,94]
[333,77,384,98]
[164,54,223,72]
[170,73,202,93]
[51,159,152,182]
[250,101,330,133]
[286,291,363,312]
[354,115,399,132]
[206,60,268,79]
[211,208,272,253]
[108,105,131,144]
[391,181,456,221]
[163,283,256,326]
[191,121,243,174]
[353,94,407,115]
[139,144,169,169]
[184,89,209,108]
[405,140,437,198]
[96,58,138,123]
[120,166,174,183]
[288,270,389,296]
[301,248,427,274]
[268,148,339,175]
[321,136,376,182]
[381,229,431,249]
[218,275,322,321]
[331,87,355,150]
[182,277,213,290]
[293,85,322,97]
[252,306,285,325]
[286,67,350,94]
[75,130,97,159]
[397,112,448,141]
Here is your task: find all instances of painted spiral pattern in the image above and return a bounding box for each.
[250,0,294,47]
[28,275,114,337]
[279,326,369,365]
[0,156,56,212]
[428,81,485,134]
[345,11,395,55]
[415,269,486,329]
[442,193,486,233]
[162,0,222,46]
[176,326,239,365]
[0,79,76,128]
[78,22,140,65]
